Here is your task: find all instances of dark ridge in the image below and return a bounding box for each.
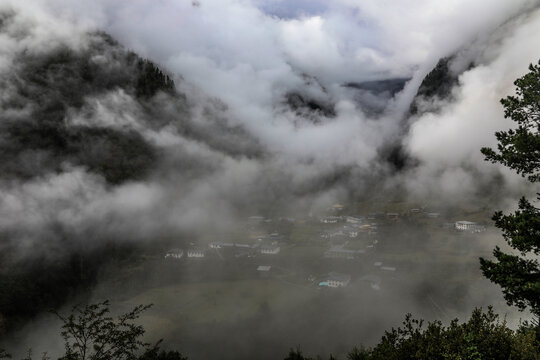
[344,78,410,96]
[135,59,176,99]
[0,32,178,184]
[416,57,456,98]
[375,60,458,171]
[285,92,336,119]
[408,57,459,115]
[0,28,264,184]
[392,55,475,172]
[65,127,157,185]
[343,77,410,116]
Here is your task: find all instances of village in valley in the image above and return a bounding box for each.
[162,202,489,292]
[91,199,500,352]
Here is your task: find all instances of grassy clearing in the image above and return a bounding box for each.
[288,221,324,244]
[123,279,313,339]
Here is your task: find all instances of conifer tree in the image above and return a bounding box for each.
[480,60,540,318]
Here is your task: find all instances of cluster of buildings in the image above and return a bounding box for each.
[165,231,284,260]
[164,248,184,259]
[164,248,208,259]
[441,221,487,233]
[319,214,377,260]
[320,224,375,239]
[455,221,486,233]
[320,207,487,234]
[318,272,351,288]
[163,208,484,294]
[409,208,487,232]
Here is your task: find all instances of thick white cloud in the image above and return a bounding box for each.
[404,6,540,200]
[0,0,539,253]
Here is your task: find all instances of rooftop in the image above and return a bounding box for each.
[328,272,351,282]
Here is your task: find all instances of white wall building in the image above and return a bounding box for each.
[346,216,363,224]
[455,221,486,232]
[260,244,280,255]
[455,221,476,230]
[165,249,183,259]
[326,272,351,287]
[320,216,342,224]
[187,249,205,258]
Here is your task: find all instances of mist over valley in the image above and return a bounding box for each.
[0,1,539,359]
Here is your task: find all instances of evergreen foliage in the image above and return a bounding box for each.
[409,57,460,115]
[350,308,538,360]
[416,57,456,99]
[480,60,540,317]
[0,32,179,185]
[138,346,188,360]
[482,62,540,182]
[135,60,175,99]
[281,308,538,360]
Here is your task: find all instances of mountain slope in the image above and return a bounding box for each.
[0,27,261,185]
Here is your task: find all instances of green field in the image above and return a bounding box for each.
[123,279,315,342]
[115,201,505,345]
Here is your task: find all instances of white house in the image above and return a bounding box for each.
[455,221,486,232]
[320,216,342,224]
[455,221,476,230]
[187,249,205,258]
[164,249,183,259]
[346,216,364,224]
[325,272,351,287]
[260,244,280,255]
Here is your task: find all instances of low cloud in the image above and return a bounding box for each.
[0,1,538,257]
